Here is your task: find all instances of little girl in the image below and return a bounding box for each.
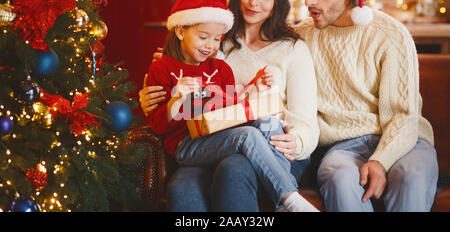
[146,0,318,212]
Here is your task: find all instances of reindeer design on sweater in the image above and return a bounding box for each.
[170,68,219,100]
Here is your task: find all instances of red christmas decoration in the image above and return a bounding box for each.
[26,167,48,192]
[39,88,103,136]
[12,0,78,51]
[0,65,15,73]
[90,41,104,73]
[93,0,108,9]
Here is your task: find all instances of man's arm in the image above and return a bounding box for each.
[360,29,421,202]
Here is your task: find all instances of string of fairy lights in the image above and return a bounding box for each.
[1,101,124,211]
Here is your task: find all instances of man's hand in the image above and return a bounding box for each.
[139,74,167,116]
[360,160,387,203]
[270,125,297,161]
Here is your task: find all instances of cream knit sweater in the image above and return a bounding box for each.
[295,10,434,171]
[222,37,320,160]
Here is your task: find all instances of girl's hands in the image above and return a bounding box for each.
[255,68,274,92]
[173,77,201,102]
[167,77,200,121]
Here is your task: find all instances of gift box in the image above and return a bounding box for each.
[187,93,284,139]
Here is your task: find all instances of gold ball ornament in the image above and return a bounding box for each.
[0,2,16,26]
[89,20,108,40]
[32,102,53,129]
[72,8,89,28]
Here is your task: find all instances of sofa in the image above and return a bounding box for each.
[130,54,450,212]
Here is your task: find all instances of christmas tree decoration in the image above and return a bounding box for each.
[12,0,78,50]
[0,1,16,26]
[13,78,40,104]
[89,41,105,79]
[9,196,40,212]
[0,116,13,136]
[32,49,59,78]
[72,8,89,28]
[88,20,108,40]
[26,164,48,192]
[105,101,132,132]
[32,102,53,129]
[40,88,102,136]
[1,0,147,212]
[90,41,105,57]
[93,0,108,9]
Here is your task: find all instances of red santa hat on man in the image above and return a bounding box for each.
[167,0,234,32]
[351,0,373,26]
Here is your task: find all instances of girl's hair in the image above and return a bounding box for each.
[163,29,185,62]
[223,0,299,56]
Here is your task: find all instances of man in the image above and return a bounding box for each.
[295,0,438,211]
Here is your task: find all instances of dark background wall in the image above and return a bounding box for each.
[100,0,176,116]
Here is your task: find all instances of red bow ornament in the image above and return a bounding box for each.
[39,88,103,136]
[12,0,77,50]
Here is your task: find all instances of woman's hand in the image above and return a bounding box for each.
[152,47,164,63]
[139,74,167,116]
[255,68,274,92]
[270,125,297,161]
[139,48,166,116]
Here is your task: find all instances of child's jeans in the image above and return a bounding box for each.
[175,116,298,206]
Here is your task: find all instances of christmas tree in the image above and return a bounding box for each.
[0,0,149,212]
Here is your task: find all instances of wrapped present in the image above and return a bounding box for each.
[187,93,284,139]
[186,65,285,139]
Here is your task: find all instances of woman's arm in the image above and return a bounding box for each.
[276,40,319,161]
[139,48,166,116]
[139,74,167,116]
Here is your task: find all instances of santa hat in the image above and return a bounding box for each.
[167,0,234,32]
[351,0,373,26]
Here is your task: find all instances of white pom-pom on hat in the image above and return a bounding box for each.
[351,0,373,26]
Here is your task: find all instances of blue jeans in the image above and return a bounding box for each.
[167,154,311,212]
[317,134,438,212]
[172,116,299,210]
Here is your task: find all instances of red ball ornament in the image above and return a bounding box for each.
[26,166,48,192]
[93,0,108,9]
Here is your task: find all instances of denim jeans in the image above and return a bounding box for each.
[173,116,298,209]
[167,154,311,212]
[317,134,439,212]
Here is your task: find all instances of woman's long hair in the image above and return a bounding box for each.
[223,0,299,56]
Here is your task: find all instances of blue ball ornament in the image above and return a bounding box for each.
[105,101,132,132]
[9,196,40,212]
[33,49,59,78]
[0,116,13,136]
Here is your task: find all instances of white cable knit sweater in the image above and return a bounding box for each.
[222,37,320,160]
[295,10,434,171]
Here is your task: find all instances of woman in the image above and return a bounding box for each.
[139,0,319,211]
